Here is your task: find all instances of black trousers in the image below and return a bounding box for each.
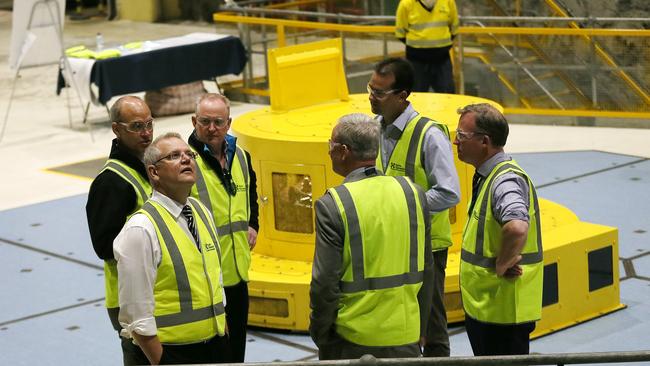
[225,281,249,362]
[423,248,450,357]
[465,315,535,356]
[409,54,456,94]
[121,334,149,366]
[159,334,231,365]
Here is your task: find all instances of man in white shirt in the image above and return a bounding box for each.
[114,132,229,364]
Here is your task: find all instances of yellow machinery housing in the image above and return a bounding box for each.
[232,39,624,337]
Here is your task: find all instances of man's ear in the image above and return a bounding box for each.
[147,165,158,184]
[191,116,198,129]
[111,122,120,138]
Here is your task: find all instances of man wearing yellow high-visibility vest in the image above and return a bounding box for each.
[454,104,543,356]
[370,57,460,357]
[86,96,153,365]
[188,93,259,363]
[114,133,229,364]
[395,0,459,93]
[310,113,434,360]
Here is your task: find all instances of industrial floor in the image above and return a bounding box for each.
[1,8,650,366]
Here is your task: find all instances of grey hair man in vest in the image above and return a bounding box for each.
[86,95,153,365]
[369,57,460,357]
[310,113,434,360]
[454,103,543,356]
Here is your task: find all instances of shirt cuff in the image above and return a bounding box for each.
[120,316,157,339]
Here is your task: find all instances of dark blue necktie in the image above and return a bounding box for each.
[181,205,200,249]
[468,172,482,214]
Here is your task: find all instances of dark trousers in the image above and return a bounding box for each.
[409,55,455,94]
[159,334,231,365]
[225,281,249,362]
[423,248,450,357]
[465,315,535,356]
[121,334,149,366]
[318,333,420,360]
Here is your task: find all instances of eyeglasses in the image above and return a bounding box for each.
[196,116,229,128]
[455,129,487,141]
[367,83,400,98]
[154,150,198,165]
[118,119,154,133]
[328,140,347,152]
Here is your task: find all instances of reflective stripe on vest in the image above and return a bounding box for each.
[191,145,251,286]
[330,175,425,347]
[378,115,452,250]
[100,159,151,315]
[335,176,422,293]
[103,160,150,204]
[461,163,542,268]
[142,200,225,328]
[460,160,543,324]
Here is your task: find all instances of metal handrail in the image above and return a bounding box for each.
[219,6,650,24]
[215,350,650,366]
[465,21,564,109]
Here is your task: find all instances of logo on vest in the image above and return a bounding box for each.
[389,162,406,173]
[236,184,246,193]
[205,243,217,252]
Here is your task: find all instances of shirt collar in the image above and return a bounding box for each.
[476,151,510,177]
[343,166,382,183]
[378,103,418,139]
[150,190,186,219]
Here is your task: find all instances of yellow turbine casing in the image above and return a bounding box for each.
[231,39,624,335]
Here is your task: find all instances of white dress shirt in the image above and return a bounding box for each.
[113,190,225,340]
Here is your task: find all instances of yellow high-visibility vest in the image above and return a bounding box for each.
[330,175,426,346]
[100,159,151,310]
[460,160,543,324]
[138,197,226,343]
[377,115,453,250]
[191,146,251,286]
[395,0,459,49]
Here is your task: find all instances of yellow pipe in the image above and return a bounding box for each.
[459,26,650,37]
[214,13,393,33]
[277,24,286,47]
[265,0,324,9]
[505,107,650,119]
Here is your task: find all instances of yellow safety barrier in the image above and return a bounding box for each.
[214,12,650,119]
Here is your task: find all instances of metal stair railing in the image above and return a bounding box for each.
[484,0,592,107]
[543,0,650,106]
[465,21,565,109]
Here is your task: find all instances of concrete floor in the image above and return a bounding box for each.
[1,8,650,366]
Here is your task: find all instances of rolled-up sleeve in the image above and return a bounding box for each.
[422,127,461,213]
[114,215,160,339]
[492,172,530,224]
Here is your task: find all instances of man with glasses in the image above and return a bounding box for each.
[114,132,230,364]
[187,93,259,363]
[370,57,460,357]
[310,113,434,360]
[454,103,542,356]
[86,95,153,365]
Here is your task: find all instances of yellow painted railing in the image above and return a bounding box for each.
[214,12,650,119]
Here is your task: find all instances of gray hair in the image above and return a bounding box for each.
[110,95,145,123]
[457,103,509,147]
[195,93,231,115]
[333,113,380,160]
[143,132,183,166]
